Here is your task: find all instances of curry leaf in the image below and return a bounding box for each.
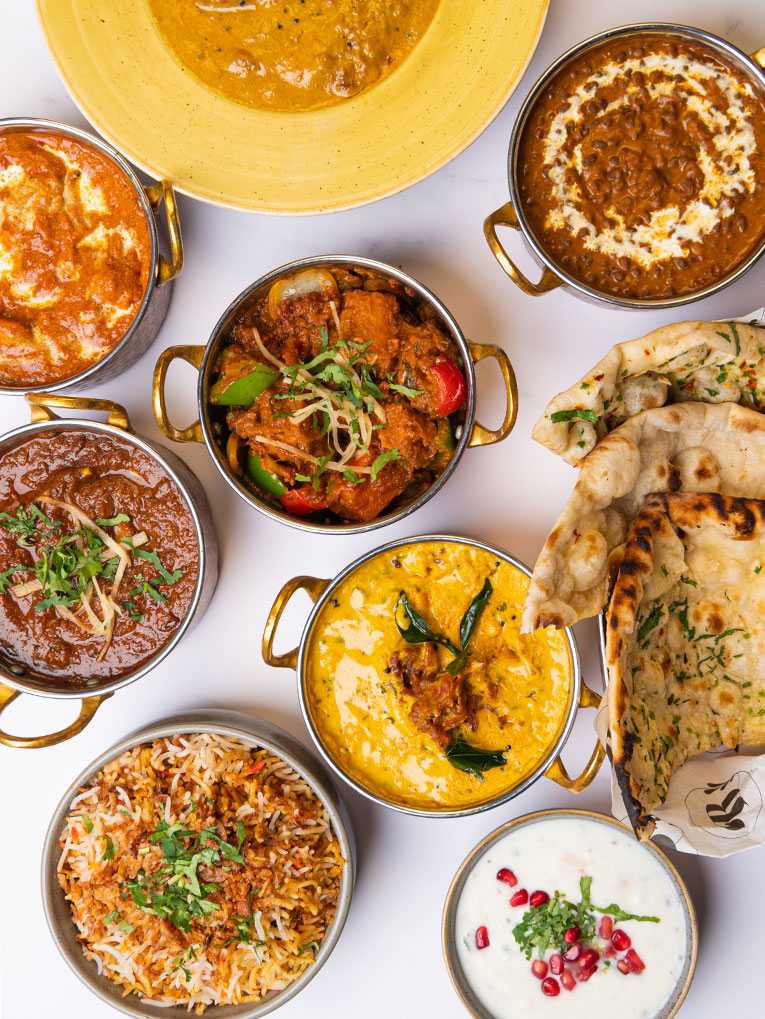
[394,591,460,656]
[444,738,507,779]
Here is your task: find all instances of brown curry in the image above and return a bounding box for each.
[0,429,198,685]
[147,0,439,112]
[0,131,151,387]
[518,34,765,300]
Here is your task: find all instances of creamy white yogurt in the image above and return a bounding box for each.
[454,815,690,1019]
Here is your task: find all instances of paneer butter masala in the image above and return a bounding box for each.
[0,130,151,387]
[211,268,466,523]
[0,429,197,684]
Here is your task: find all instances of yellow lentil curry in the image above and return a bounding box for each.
[304,542,573,810]
[147,0,440,113]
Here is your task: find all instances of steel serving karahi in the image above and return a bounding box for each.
[40,708,355,1019]
[0,118,182,394]
[0,393,218,749]
[262,534,605,817]
[153,255,518,535]
[484,24,765,309]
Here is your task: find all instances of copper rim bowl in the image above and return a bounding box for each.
[40,708,355,1019]
[484,24,765,309]
[0,393,218,749]
[261,534,605,817]
[153,255,518,535]
[0,118,183,394]
[442,808,698,1019]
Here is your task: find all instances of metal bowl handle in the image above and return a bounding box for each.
[262,576,331,669]
[26,392,131,430]
[144,181,184,286]
[544,681,606,792]
[751,47,765,69]
[152,345,205,443]
[484,202,564,297]
[467,342,518,447]
[0,684,110,749]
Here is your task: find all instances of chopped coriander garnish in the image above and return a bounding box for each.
[512,876,659,960]
[550,408,598,424]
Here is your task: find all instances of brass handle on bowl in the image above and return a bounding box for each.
[26,392,131,431]
[0,684,111,749]
[544,681,605,792]
[467,342,518,447]
[152,345,205,443]
[144,180,184,286]
[484,202,564,297]
[751,47,765,69]
[262,576,331,669]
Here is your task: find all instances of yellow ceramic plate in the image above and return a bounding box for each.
[37,0,548,214]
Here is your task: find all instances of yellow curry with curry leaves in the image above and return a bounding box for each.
[304,542,573,810]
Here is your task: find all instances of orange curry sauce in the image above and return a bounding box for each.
[0,131,151,387]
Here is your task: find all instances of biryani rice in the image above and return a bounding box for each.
[57,733,344,1012]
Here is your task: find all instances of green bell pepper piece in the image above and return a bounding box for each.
[247,455,287,498]
[212,365,279,407]
[431,418,456,470]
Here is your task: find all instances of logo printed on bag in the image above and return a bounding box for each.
[684,772,762,838]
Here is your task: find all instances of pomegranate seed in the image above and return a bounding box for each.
[617,960,631,975]
[531,960,548,980]
[510,889,529,907]
[603,945,616,958]
[541,977,560,997]
[475,926,490,950]
[563,925,581,944]
[579,949,600,970]
[562,943,581,962]
[496,868,518,887]
[529,890,550,908]
[611,929,632,952]
[624,948,645,973]
[560,970,576,991]
[599,915,613,939]
[577,969,593,983]
[549,953,564,975]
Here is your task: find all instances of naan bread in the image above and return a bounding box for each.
[522,401,765,631]
[606,493,765,840]
[533,320,765,465]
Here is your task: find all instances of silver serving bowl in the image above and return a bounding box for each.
[153,255,518,534]
[40,708,355,1019]
[0,393,218,749]
[262,534,605,816]
[484,24,765,309]
[0,117,183,394]
[442,808,698,1019]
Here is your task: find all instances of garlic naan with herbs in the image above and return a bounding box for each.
[522,401,765,631]
[533,320,765,466]
[606,493,765,840]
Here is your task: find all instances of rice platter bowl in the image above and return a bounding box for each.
[48,726,348,1014]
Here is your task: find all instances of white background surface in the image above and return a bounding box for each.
[0,1,762,1016]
